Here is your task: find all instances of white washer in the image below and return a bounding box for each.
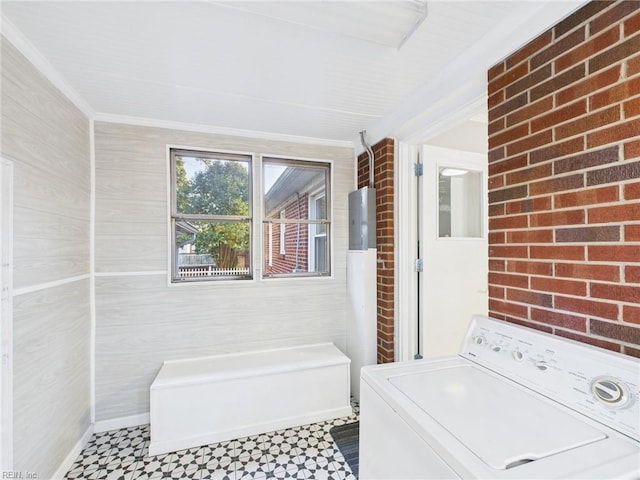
[360,315,640,479]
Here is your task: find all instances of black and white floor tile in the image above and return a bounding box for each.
[66,401,359,480]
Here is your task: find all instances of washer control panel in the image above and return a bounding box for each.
[461,315,640,441]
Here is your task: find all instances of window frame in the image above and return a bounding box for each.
[261,155,332,279]
[169,147,254,283]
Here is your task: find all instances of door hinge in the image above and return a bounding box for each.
[414,258,423,272]
[414,163,423,176]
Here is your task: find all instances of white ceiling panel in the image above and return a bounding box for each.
[1,1,585,142]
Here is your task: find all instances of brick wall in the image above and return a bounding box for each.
[357,138,395,363]
[264,195,310,274]
[488,0,640,357]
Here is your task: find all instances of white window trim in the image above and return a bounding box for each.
[308,188,326,273]
[279,210,286,255]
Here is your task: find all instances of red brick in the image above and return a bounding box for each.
[555,296,619,320]
[530,308,587,332]
[530,174,584,196]
[529,138,584,165]
[488,272,529,289]
[489,62,506,82]
[625,346,640,357]
[592,283,640,303]
[532,64,586,102]
[587,161,640,186]
[554,185,619,208]
[629,54,640,76]
[626,224,640,241]
[623,305,640,324]
[489,185,528,204]
[530,245,585,260]
[531,276,587,296]
[489,204,505,217]
[507,288,553,307]
[506,197,552,214]
[507,30,553,69]
[626,266,640,284]
[490,62,530,95]
[555,262,620,282]
[507,260,553,276]
[556,65,621,106]
[488,299,529,319]
[489,285,505,299]
[532,28,586,70]
[506,130,553,156]
[489,175,505,190]
[589,34,640,73]
[590,1,640,36]
[625,182,640,200]
[489,259,506,272]
[530,209,585,227]
[588,202,640,223]
[489,118,505,136]
[591,319,640,344]
[489,124,529,150]
[554,146,619,175]
[489,245,529,259]
[625,139,640,159]
[507,97,554,128]
[554,2,611,39]
[506,64,553,99]
[589,245,640,262]
[590,77,640,111]
[506,229,553,243]
[624,97,640,119]
[555,225,620,242]
[556,106,621,140]
[624,11,640,37]
[556,329,621,352]
[489,155,528,176]
[506,164,552,185]
[489,214,528,230]
[531,100,587,133]
[489,93,528,122]
[506,317,554,333]
[556,26,619,72]
[489,231,506,245]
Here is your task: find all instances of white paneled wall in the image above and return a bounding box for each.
[94,122,354,421]
[1,37,91,479]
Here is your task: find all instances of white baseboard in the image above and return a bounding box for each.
[94,412,150,433]
[51,424,94,480]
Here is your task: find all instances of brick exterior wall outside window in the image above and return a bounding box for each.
[488,0,640,357]
[357,138,395,363]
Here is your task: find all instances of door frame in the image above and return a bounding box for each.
[0,157,14,472]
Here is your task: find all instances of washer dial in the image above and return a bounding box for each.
[590,376,632,408]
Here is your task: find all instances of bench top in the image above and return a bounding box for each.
[151,342,350,389]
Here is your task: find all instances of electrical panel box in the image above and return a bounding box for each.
[348,187,376,250]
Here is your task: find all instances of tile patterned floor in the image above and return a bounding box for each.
[66,401,359,480]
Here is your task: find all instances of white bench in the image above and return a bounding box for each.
[149,343,352,455]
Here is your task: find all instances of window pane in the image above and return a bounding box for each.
[262,222,328,275]
[263,162,328,219]
[175,220,250,279]
[175,154,250,216]
[438,167,482,238]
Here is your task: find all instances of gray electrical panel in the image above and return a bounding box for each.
[348,187,376,250]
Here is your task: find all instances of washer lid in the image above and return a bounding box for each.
[389,364,607,470]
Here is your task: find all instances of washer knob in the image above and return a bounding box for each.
[491,344,502,353]
[591,376,632,408]
[535,361,548,371]
[512,350,524,362]
[473,335,486,346]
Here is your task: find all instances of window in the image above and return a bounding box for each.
[438,167,482,238]
[170,149,252,282]
[262,158,331,278]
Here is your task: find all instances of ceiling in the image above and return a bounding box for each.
[1,1,585,144]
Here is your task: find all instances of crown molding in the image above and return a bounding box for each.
[1,14,94,118]
[93,113,355,149]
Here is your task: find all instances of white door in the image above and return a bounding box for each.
[0,158,13,471]
[420,145,487,358]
